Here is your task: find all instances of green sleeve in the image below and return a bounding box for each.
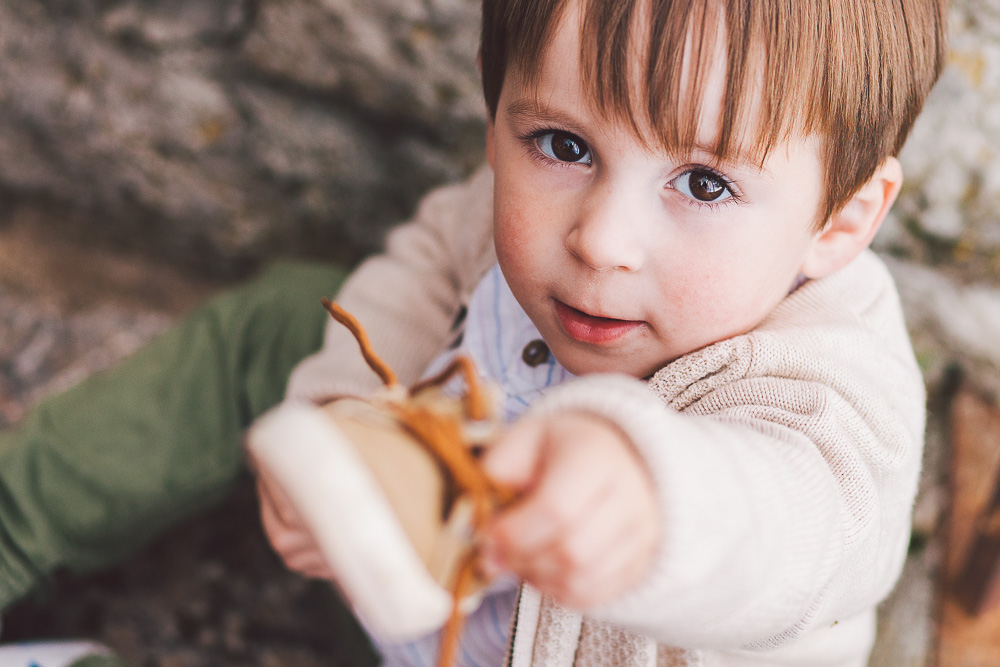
[0,260,347,609]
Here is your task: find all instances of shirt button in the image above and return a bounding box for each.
[522,339,550,367]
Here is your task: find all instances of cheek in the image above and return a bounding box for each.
[493,199,536,276]
[493,173,570,267]
[651,248,771,329]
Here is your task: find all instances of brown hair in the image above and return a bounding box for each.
[480,0,947,227]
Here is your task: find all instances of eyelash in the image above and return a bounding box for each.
[518,126,744,210]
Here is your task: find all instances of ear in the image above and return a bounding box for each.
[486,118,496,169]
[800,157,902,279]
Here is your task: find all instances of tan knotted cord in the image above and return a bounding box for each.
[322,299,516,667]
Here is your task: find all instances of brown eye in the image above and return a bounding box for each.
[674,168,733,204]
[689,171,726,201]
[538,131,591,164]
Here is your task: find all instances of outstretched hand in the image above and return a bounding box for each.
[480,411,659,609]
[252,406,660,612]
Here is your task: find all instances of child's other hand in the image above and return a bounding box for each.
[251,453,335,581]
[481,412,658,609]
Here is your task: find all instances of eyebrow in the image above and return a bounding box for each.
[504,98,585,131]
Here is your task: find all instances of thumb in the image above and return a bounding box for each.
[482,417,547,490]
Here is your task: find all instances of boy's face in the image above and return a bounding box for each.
[487,4,828,378]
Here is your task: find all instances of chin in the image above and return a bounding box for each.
[553,348,649,378]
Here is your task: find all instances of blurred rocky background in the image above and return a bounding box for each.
[0,0,998,665]
[0,0,485,274]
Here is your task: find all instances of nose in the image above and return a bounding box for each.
[565,180,646,272]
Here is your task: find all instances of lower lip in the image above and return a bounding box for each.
[553,300,644,345]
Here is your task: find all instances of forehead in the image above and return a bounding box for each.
[502,0,822,166]
[506,1,727,151]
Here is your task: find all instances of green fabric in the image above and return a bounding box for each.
[0,260,347,609]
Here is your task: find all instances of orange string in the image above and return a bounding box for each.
[393,404,517,524]
[411,356,491,422]
[437,551,480,667]
[321,298,397,387]
[324,300,517,667]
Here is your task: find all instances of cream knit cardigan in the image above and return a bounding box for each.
[286,166,925,667]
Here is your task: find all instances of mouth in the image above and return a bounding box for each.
[553,299,645,345]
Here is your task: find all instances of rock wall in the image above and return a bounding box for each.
[0,0,485,272]
[1,0,998,284]
[878,0,1000,399]
[880,0,1000,284]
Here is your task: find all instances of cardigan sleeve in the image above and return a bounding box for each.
[285,165,496,402]
[525,254,925,652]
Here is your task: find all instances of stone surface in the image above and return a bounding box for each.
[0,0,485,273]
[876,0,1000,283]
[1,0,999,279]
[886,257,1000,400]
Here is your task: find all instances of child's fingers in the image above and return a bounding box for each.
[256,474,298,530]
[481,417,548,488]
[487,482,602,576]
[259,489,337,580]
[487,412,659,606]
[511,481,644,604]
[255,469,338,580]
[548,495,658,607]
[552,459,658,605]
[557,522,654,607]
[499,490,608,586]
[487,434,610,560]
[482,411,659,607]
[284,548,338,580]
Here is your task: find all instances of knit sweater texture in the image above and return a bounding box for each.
[286,166,925,667]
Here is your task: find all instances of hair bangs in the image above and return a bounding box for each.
[576,0,827,169]
[481,0,947,227]
[480,0,571,119]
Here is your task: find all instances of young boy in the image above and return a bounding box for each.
[257,0,947,665]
